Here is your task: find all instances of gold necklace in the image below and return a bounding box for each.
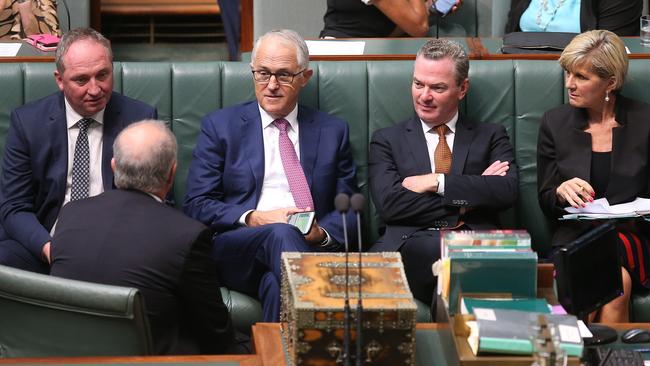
[535,0,566,31]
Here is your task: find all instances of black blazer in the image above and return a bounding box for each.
[505,0,642,36]
[537,95,650,247]
[50,189,234,355]
[369,114,518,251]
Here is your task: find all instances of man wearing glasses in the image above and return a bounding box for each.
[183,29,358,322]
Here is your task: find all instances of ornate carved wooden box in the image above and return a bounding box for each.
[280,252,417,366]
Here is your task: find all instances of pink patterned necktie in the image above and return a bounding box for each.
[273,119,314,209]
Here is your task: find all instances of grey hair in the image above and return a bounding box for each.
[55,28,113,74]
[251,29,309,70]
[112,120,177,194]
[416,38,469,86]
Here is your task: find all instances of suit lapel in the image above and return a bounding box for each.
[49,93,69,204]
[298,106,319,188]
[404,117,433,174]
[102,93,121,190]
[451,115,475,175]
[241,103,265,200]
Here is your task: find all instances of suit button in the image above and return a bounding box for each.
[401,235,408,240]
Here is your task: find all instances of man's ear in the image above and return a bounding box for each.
[458,78,469,100]
[54,70,64,92]
[110,158,116,173]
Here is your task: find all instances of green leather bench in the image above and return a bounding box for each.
[2,59,650,331]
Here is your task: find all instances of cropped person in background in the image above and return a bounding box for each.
[0,0,60,40]
[217,0,240,60]
[320,0,462,38]
[368,38,518,309]
[537,30,650,323]
[183,29,358,323]
[0,28,156,273]
[506,0,643,36]
[51,121,239,355]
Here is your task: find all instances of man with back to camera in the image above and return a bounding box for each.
[368,38,518,308]
[0,27,157,273]
[183,29,358,322]
[50,120,238,355]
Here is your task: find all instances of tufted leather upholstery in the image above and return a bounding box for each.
[2,60,650,330]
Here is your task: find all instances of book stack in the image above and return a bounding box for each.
[435,230,537,315]
[465,308,583,357]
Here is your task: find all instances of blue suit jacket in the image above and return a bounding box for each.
[0,91,157,258]
[183,101,358,247]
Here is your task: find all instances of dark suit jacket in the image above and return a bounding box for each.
[369,114,519,251]
[50,189,234,355]
[0,91,156,258]
[182,101,358,247]
[537,95,650,248]
[505,0,642,36]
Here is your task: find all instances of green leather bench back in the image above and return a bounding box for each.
[0,264,151,357]
[3,60,650,259]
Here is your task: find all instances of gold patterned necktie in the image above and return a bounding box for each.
[434,124,452,174]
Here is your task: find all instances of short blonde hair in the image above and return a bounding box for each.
[559,30,628,91]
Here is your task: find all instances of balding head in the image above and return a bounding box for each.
[112,120,177,198]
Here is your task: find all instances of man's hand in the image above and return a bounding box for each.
[42,241,51,264]
[304,218,327,246]
[402,173,438,193]
[245,207,303,227]
[482,160,509,176]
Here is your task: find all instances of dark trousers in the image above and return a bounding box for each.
[213,223,313,322]
[0,239,49,274]
[398,229,442,306]
[217,0,240,61]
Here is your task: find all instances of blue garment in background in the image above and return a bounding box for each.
[520,0,581,33]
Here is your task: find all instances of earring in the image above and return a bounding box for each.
[605,91,610,102]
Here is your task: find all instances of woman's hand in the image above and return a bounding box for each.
[556,177,595,208]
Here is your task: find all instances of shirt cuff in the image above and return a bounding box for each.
[239,210,254,226]
[436,174,445,196]
[320,227,332,247]
[360,0,373,4]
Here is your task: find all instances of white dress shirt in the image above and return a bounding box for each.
[50,98,105,235]
[420,111,459,196]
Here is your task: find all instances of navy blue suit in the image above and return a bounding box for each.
[369,115,518,304]
[0,91,157,273]
[183,101,358,321]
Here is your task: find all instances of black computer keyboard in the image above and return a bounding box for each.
[587,347,644,366]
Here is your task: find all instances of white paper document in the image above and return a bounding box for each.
[0,43,22,57]
[305,40,365,56]
[562,197,650,220]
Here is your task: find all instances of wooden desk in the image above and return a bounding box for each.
[475,37,650,60]
[0,355,260,365]
[0,41,54,63]
[304,37,479,61]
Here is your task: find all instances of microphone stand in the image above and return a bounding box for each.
[350,193,365,366]
[335,193,351,366]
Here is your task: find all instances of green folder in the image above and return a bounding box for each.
[448,251,538,315]
[461,297,550,315]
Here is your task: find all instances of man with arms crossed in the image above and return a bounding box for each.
[0,28,157,273]
[183,29,358,322]
[369,39,518,308]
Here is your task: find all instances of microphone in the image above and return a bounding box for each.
[350,193,365,366]
[334,193,351,366]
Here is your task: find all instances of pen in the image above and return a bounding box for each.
[630,348,650,353]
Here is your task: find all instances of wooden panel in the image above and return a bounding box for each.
[101,0,220,15]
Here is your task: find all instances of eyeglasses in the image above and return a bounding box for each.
[251,69,306,84]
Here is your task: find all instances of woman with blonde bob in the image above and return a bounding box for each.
[537,30,650,323]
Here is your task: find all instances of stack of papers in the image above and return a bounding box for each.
[562,197,650,220]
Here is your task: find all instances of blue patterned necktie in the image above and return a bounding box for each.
[70,118,92,201]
